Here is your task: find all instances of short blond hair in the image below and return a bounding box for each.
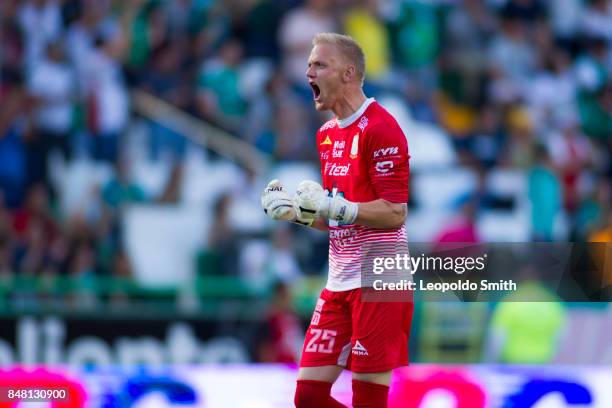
[313,32,365,84]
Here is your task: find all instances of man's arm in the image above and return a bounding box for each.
[294,182,407,230]
[355,199,406,229]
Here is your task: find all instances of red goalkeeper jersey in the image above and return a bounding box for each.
[316,98,410,291]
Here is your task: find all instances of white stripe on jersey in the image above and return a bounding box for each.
[325,224,408,291]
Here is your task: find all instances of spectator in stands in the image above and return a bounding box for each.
[0,240,13,281]
[238,0,283,60]
[547,120,594,214]
[266,226,303,284]
[196,38,248,133]
[1,0,25,75]
[83,32,130,162]
[0,203,13,284]
[278,0,336,93]
[258,281,303,364]
[18,0,63,67]
[435,194,481,243]
[274,98,315,161]
[501,0,546,24]
[108,249,134,306]
[574,35,609,92]
[485,268,567,363]
[0,71,29,209]
[343,0,391,84]
[575,177,611,238]
[528,145,563,241]
[580,0,612,40]
[388,0,440,93]
[101,159,146,210]
[65,0,116,78]
[466,106,507,169]
[12,184,58,245]
[141,40,190,160]
[488,12,536,103]
[196,193,238,276]
[13,218,52,276]
[67,241,98,308]
[26,40,76,188]
[526,47,577,133]
[444,0,495,106]
[157,161,184,204]
[506,106,536,169]
[124,0,168,81]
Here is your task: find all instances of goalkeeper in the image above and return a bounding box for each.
[261,33,413,408]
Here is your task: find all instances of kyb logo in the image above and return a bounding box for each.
[375,161,394,173]
[325,162,351,176]
[373,146,399,158]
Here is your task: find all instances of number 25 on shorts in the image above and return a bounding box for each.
[305,329,337,354]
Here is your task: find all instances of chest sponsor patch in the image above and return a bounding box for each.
[325,162,351,176]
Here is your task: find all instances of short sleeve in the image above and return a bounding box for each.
[365,122,410,203]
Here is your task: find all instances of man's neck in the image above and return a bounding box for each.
[332,89,367,120]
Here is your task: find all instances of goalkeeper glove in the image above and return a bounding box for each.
[295,180,358,224]
[260,179,314,226]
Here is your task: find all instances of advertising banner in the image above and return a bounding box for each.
[0,365,610,407]
[0,317,260,366]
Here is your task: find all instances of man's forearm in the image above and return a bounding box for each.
[354,199,407,229]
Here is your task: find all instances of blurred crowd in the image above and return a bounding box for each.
[0,0,611,308]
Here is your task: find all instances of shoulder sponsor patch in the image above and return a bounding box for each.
[373,146,399,158]
[375,161,394,174]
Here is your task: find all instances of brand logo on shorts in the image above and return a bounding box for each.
[352,340,368,356]
[311,298,325,326]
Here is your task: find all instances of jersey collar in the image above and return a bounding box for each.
[337,98,375,129]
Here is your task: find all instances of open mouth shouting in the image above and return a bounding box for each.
[309,81,322,102]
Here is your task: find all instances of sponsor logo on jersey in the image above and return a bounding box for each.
[320,119,337,132]
[321,135,332,145]
[320,151,329,160]
[358,116,369,131]
[329,228,356,239]
[349,134,359,159]
[332,140,345,158]
[352,340,368,356]
[325,162,351,176]
[373,146,399,158]
[375,161,394,173]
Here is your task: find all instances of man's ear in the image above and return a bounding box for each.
[343,65,356,83]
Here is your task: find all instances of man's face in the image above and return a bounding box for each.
[306,44,346,112]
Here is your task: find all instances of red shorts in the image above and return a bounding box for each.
[299,288,414,373]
